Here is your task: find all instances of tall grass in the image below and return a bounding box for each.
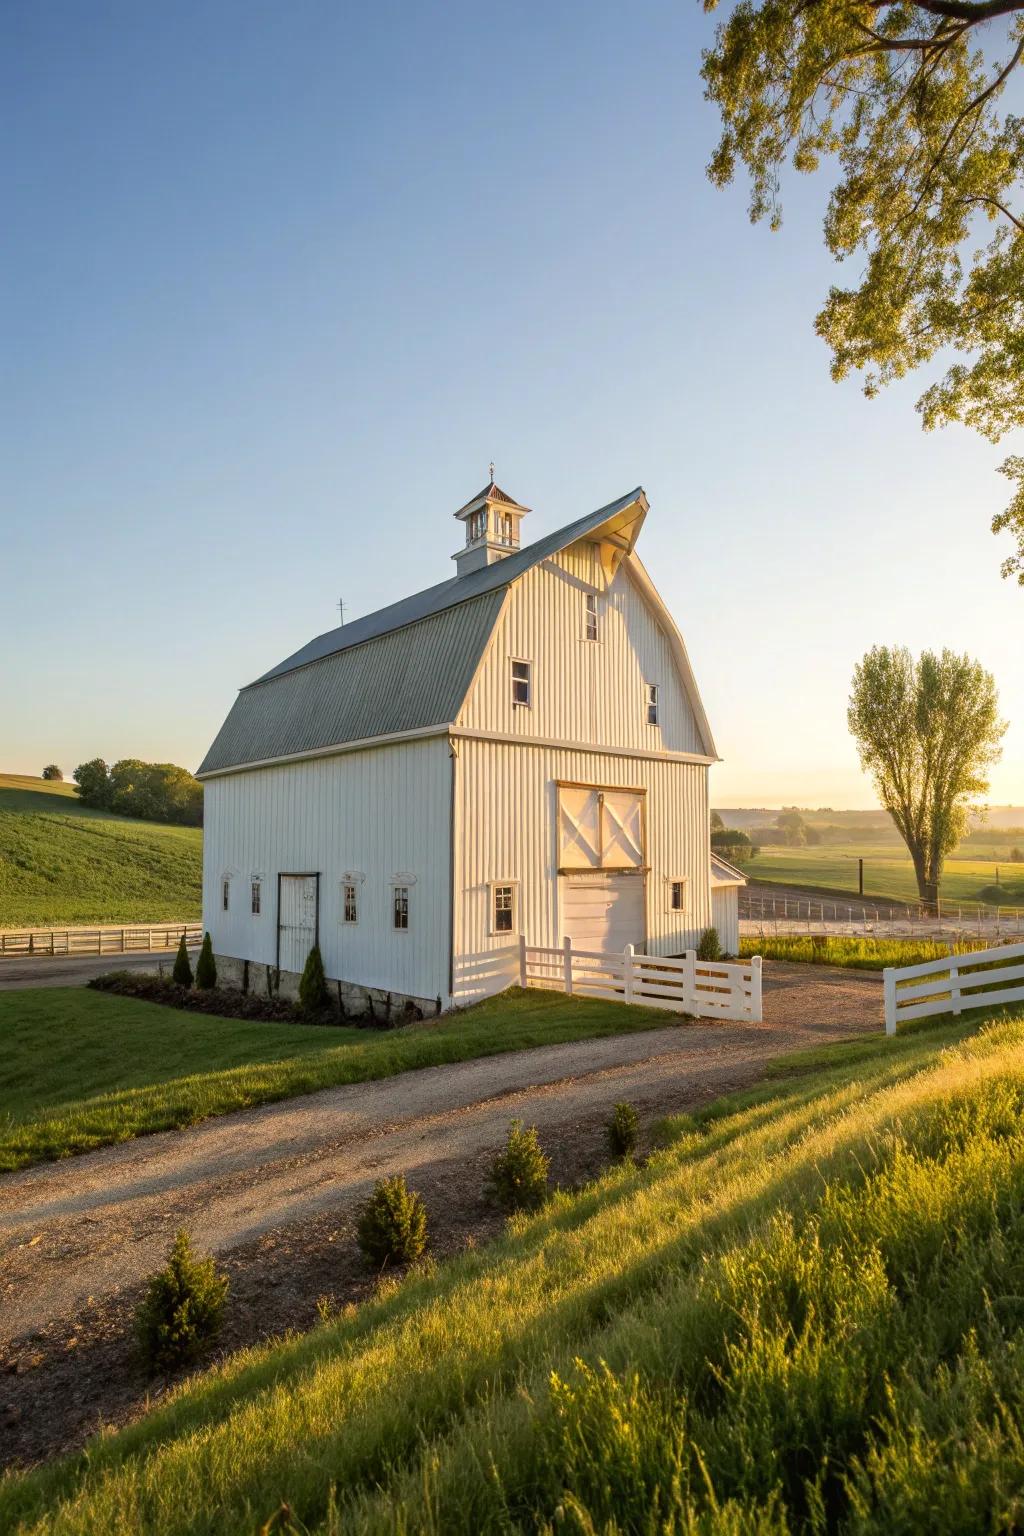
[739,933,988,971]
[3,1010,1024,1533]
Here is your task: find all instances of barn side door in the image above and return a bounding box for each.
[277,872,320,975]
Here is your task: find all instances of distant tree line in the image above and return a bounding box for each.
[73,758,203,826]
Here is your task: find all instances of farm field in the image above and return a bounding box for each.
[748,842,1024,906]
[0,774,202,927]
[0,985,669,1170]
[3,1005,1023,1532]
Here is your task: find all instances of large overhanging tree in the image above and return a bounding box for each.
[702,1,1024,579]
[848,646,1005,910]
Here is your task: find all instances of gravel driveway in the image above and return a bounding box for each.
[0,962,881,1346]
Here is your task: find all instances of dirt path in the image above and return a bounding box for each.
[0,962,880,1467]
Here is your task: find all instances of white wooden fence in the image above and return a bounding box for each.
[519,936,762,1023]
[0,922,202,959]
[883,939,1024,1035]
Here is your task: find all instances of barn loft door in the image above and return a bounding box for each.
[277,872,319,976]
[558,784,645,870]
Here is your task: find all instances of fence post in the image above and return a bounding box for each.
[563,936,573,996]
[950,960,961,1016]
[624,943,634,1004]
[883,967,897,1036]
[684,948,697,1013]
[519,932,528,988]
[750,955,762,1022]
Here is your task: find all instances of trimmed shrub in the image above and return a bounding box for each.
[299,944,329,1014]
[172,936,193,988]
[195,932,217,989]
[356,1175,428,1268]
[135,1230,228,1375]
[697,927,722,962]
[607,1101,639,1161]
[487,1120,550,1213]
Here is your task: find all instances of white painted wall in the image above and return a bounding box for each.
[202,736,452,1003]
[712,885,740,957]
[452,737,711,999]
[457,548,706,755]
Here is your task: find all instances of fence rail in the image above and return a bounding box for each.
[883,939,1024,1035]
[519,936,762,1022]
[742,891,1024,936]
[0,922,202,960]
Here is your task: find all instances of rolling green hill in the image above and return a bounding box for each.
[0,775,202,928]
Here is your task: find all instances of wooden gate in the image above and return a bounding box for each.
[277,872,320,975]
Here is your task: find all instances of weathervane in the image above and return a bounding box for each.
[489,461,495,483]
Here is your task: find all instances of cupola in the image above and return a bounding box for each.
[452,468,530,576]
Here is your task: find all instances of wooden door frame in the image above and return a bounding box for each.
[275,870,321,972]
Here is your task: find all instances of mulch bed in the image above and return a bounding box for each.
[87,972,423,1028]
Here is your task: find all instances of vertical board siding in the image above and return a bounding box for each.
[454,738,710,998]
[203,737,451,1001]
[457,550,703,755]
[712,887,740,956]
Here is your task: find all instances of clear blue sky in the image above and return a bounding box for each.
[3,0,1021,808]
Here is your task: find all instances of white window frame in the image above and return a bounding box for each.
[392,884,410,932]
[221,876,231,912]
[250,878,262,916]
[668,877,688,914]
[646,683,659,727]
[341,881,359,925]
[489,880,519,937]
[584,591,599,642]
[511,657,532,708]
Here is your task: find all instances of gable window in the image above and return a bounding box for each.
[511,658,532,708]
[669,879,687,913]
[221,877,231,912]
[584,592,599,642]
[251,879,262,916]
[393,885,410,931]
[646,683,659,726]
[490,881,517,935]
[342,882,358,924]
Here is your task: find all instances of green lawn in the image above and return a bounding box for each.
[738,934,1000,971]
[749,841,1024,906]
[3,1006,1023,1533]
[0,986,670,1171]
[0,774,202,928]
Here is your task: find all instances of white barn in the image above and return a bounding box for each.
[198,479,739,1010]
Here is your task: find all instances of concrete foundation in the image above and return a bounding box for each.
[213,953,439,1020]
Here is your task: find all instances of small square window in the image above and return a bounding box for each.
[251,880,261,915]
[492,882,516,934]
[584,592,598,642]
[669,879,686,912]
[393,885,409,931]
[511,658,532,707]
[647,684,659,726]
[342,882,358,924]
[221,878,230,912]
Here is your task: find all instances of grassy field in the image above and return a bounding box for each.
[0,986,670,1171]
[748,842,1024,905]
[739,933,996,971]
[0,774,202,927]
[3,1005,1023,1532]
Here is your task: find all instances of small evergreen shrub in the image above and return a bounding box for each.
[299,944,329,1014]
[195,932,217,989]
[172,935,193,988]
[135,1230,228,1375]
[697,926,722,962]
[607,1101,639,1160]
[487,1120,550,1212]
[356,1175,428,1267]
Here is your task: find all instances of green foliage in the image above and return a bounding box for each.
[697,926,722,961]
[487,1119,550,1212]
[40,764,62,781]
[0,986,672,1172]
[849,647,1006,910]
[607,1101,639,1161]
[135,1230,228,1375]
[356,1175,428,1268]
[0,777,201,927]
[194,932,217,990]
[72,757,203,826]
[738,934,990,971]
[702,1,1024,579]
[710,809,724,831]
[171,936,193,988]
[711,827,756,863]
[298,944,329,1014]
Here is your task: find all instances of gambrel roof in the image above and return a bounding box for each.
[198,486,716,777]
